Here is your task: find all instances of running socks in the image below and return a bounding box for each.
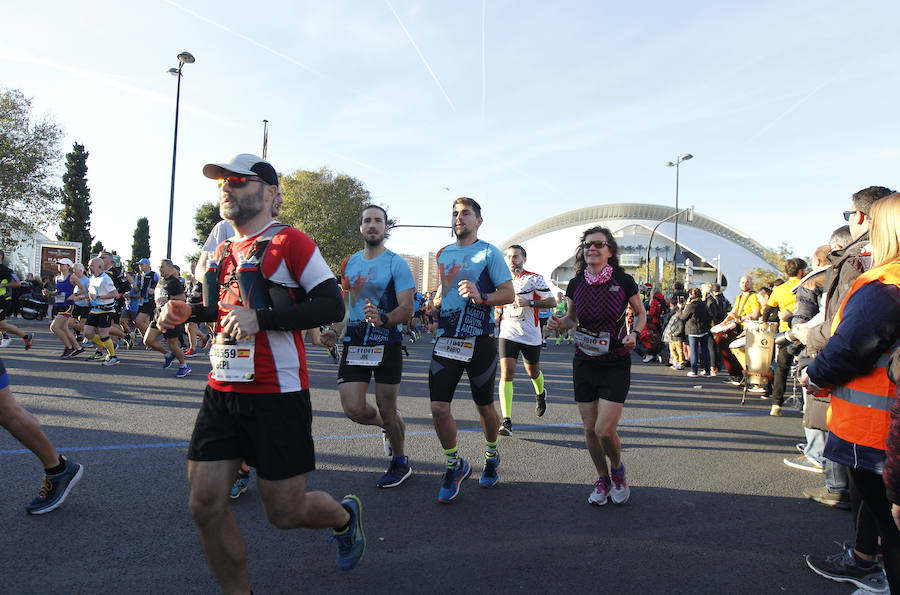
[443,446,460,469]
[531,371,544,395]
[45,456,66,475]
[500,381,514,419]
[90,335,116,356]
[485,440,498,459]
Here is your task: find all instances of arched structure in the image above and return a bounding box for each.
[498,203,774,297]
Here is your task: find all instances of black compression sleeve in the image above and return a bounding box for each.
[256,278,345,332]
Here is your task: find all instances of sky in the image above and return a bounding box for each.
[3,0,900,273]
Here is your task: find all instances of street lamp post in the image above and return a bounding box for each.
[645,205,695,286]
[166,51,195,259]
[664,153,693,273]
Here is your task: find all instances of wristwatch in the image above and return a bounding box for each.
[529,299,535,307]
[379,313,389,326]
[480,291,490,304]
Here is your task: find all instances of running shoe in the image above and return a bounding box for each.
[88,351,105,361]
[381,429,392,457]
[686,371,697,377]
[802,486,851,510]
[401,345,409,357]
[183,348,196,358]
[59,347,75,359]
[805,543,888,593]
[201,334,211,351]
[610,464,630,504]
[163,351,177,368]
[641,354,654,363]
[479,453,500,488]
[102,356,121,366]
[175,365,191,378]
[438,459,471,503]
[0,337,10,348]
[588,476,611,506]
[23,333,33,350]
[747,385,768,394]
[26,458,83,515]
[377,457,412,488]
[68,346,85,358]
[770,404,782,417]
[329,495,365,570]
[710,368,718,377]
[535,390,548,417]
[230,474,249,500]
[498,417,513,436]
[122,335,133,350]
[783,455,823,473]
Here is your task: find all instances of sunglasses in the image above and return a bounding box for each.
[842,210,861,221]
[218,175,266,188]
[583,240,610,249]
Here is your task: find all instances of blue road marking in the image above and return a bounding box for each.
[0,410,766,456]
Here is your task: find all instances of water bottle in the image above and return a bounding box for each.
[236,258,270,309]
[201,259,221,319]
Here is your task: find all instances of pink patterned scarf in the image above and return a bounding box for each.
[584,264,613,286]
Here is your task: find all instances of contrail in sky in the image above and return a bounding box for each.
[327,151,385,174]
[749,79,831,141]
[481,0,486,125]
[384,0,456,112]
[164,0,321,76]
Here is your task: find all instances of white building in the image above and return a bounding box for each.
[3,229,81,279]
[499,203,775,301]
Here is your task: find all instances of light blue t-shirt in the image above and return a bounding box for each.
[341,249,415,345]
[436,240,511,338]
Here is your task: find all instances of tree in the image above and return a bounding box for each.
[130,217,150,270]
[279,168,376,272]
[57,142,93,265]
[91,240,104,258]
[193,201,221,247]
[0,88,64,250]
[748,242,792,289]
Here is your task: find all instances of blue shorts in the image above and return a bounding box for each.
[0,357,8,390]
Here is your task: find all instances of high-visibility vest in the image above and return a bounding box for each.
[826,262,900,450]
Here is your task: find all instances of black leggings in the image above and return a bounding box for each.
[848,467,900,591]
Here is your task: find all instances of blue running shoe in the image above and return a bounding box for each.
[479,453,500,488]
[163,352,176,369]
[175,365,191,378]
[438,458,471,503]
[329,495,365,570]
[230,477,249,500]
[377,457,412,488]
[26,458,84,515]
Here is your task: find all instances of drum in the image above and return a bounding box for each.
[712,320,743,377]
[728,334,746,349]
[744,320,778,382]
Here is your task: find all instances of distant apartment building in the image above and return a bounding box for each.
[398,253,424,292]
[421,251,440,294]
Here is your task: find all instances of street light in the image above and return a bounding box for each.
[645,205,694,286]
[166,51,196,259]
[664,153,693,272]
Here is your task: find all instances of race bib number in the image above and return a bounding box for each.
[505,305,526,321]
[434,337,476,362]
[209,338,255,382]
[574,328,610,357]
[346,345,384,367]
[55,294,66,304]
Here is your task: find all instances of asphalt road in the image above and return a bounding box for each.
[0,319,857,594]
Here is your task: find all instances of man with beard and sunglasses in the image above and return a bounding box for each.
[429,197,514,503]
[157,154,364,592]
[334,205,415,488]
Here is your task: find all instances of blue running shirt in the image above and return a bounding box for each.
[436,240,511,338]
[341,249,415,345]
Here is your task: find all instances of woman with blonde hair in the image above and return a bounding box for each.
[804,193,900,590]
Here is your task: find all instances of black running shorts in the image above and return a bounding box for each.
[429,335,498,406]
[573,355,631,404]
[188,386,315,481]
[85,312,112,328]
[498,338,541,365]
[337,342,403,385]
[73,304,91,319]
[52,304,74,318]
[138,301,155,316]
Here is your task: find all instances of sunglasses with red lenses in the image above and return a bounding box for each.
[218,175,266,188]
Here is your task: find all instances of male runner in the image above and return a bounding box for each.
[134,258,159,341]
[0,250,34,350]
[144,259,190,378]
[337,205,415,488]
[429,197,514,503]
[83,257,120,366]
[157,153,363,591]
[497,244,555,435]
[0,357,83,513]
